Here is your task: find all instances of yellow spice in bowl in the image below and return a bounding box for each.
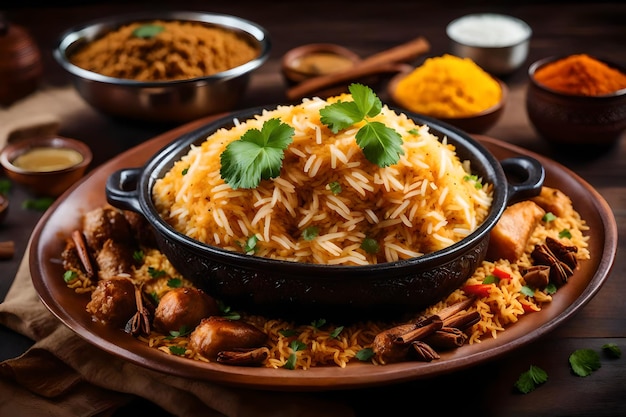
[393,54,501,118]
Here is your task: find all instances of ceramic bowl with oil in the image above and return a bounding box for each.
[0,136,93,197]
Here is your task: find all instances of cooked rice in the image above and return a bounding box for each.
[135,191,589,368]
[152,96,493,265]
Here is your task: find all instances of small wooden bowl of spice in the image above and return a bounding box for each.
[281,43,362,85]
[526,54,626,147]
[388,54,507,134]
[0,136,92,197]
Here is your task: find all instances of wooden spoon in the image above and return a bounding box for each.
[286,36,430,100]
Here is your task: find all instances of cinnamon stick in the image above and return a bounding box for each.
[0,241,14,259]
[394,319,442,344]
[286,36,430,100]
[425,327,468,350]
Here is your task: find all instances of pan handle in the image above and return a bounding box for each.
[105,167,143,213]
[501,156,545,205]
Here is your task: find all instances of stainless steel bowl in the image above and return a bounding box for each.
[54,11,271,123]
[447,13,532,75]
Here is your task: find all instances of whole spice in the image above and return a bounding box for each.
[393,54,502,118]
[534,54,626,96]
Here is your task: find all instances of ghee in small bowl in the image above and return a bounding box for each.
[0,136,92,196]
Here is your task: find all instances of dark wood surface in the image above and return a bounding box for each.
[1,1,625,416]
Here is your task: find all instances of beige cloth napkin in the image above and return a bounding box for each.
[0,250,356,417]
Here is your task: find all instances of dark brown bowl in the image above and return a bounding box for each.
[526,56,626,147]
[388,72,508,134]
[0,136,93,197]
[105,106,544,321]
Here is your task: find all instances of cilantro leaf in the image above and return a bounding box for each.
[355,347,375,361]
[319,83,404,167]
[514,365,548,394]
[132,24,165,39]
[220,118,294,189]
[602,343,621,358]
[320,101,363,133]
[569,348,601,376]
[356,121,403,168]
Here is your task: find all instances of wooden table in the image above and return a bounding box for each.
[2,1,625,415]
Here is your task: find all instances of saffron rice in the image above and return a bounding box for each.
[152,96,493,265]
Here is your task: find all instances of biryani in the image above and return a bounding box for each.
[61,86,590,370]
[152,89,493,265]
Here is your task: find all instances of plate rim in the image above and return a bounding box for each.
[29,118,618,391]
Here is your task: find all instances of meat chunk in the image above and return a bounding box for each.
[189,316,268,360]
[530,186,573,218]
[82,206,133,252]
[486,200,545,262]
[95,238,136,279]
[86,276,137,327]
[153,287,219,334]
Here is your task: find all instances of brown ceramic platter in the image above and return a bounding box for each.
[30,116,617,391]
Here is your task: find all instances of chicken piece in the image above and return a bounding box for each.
[95,238,136,279]
[86,276,137,328]
[530,186,573,218]
[82,206,133,252]
[189,316,268,360]
[153,287,219,334]
[486,200,546,262]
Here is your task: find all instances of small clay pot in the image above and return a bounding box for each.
[0,14,43,106]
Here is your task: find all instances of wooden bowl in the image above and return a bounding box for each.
[526,55,626,147]
[0,136,93,197]
[281,43,361,85]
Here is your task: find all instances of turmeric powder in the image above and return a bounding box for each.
[392,54,501,118]
[533,54,626,96]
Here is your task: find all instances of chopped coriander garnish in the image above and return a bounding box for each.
[320,83,404,167]
[521,285,535,297]
[408,128,421,136]
[22,197,54,211]
[168,345,187,356]
[132,24,165,39]
[514,365,548,394]
[217,301,241,320]
[182,166,189,175]
[330,326,344,339]
[328,181,342,195]
[279,328,299,337]
[602,343,621,358]
[243,235,259,253]
[284,340,307,370]
[355,347,375,361]
[559,229,572,239]
[302,226,319,241]
[542,212,557,222]
[311,318,326,329]
[220,118,294,189]
[483,274,499,285]
[133,250,144,262]
[63,270,77,283]
[545,283,557,295]
[149,291,159,305]
[569,348,601,377]
[167,278,183,288]
[0,178,11,195]
[148,266,166,278]
[360,237,379,254]
[463,174,483,189]
[167,325,191,339]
